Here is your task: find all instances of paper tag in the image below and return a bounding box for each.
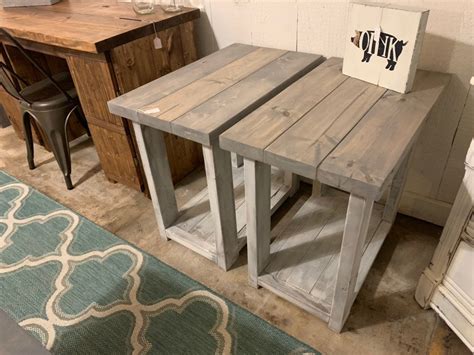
[140,107,161,115]
[153,37,162,49]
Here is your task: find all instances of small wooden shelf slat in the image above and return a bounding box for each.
[167,166,289,262]
[259,189,387,319]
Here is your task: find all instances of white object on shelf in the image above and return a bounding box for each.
[342,2,429,93]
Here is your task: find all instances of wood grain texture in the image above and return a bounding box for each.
[110,28,202,186]
[0,0,200,53]
[245,158,271,287]
[134,123,178,238]
[171,51,322,145]
[265,77,386,178]
[138,47,286,127]
[202,144,239,270]
[328,194,373,332]
[257,190,386,323]
[317,70,451,199]
[108,43,257,122]
[219,57,346,161]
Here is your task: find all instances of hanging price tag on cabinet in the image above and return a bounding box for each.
[153,36,162,49]
[151,21,162,49]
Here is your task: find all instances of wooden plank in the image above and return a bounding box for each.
[166,226,216,262]
[219,57,347,161]
[108,43,257,121]
[257,192,385,323]
[245,159,272,287]
[133,123,178,238]
[265,77,386,179]
[310,201,383,303]
[178,21,198,65]
[67,53,123,127]
[171,51,322,145]
[110,28,203,186]
[382,151,411,224]
[328,194,374,332]
[264,196,344,285]
[137,47,286,130]
[202,144,239,271]
[318,70,451,200]
[86,123,139,188]
[0,1,200,53]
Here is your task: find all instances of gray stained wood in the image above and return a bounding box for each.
[166,165,290,262]
[108,43,323,145]
[258,189,386,319]
[220,59,451,199]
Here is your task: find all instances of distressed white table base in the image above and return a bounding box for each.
[135,123,294,270]
[244,154,410,332]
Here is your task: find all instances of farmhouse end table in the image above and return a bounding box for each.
[108,44,322,270]
[220,58,450,332]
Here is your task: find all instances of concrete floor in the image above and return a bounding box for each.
[0,126,470,355]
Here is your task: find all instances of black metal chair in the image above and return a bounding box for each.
[0,29,90,189]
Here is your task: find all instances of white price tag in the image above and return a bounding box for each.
[153,36,162,49]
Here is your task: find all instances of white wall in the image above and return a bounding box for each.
[188,0,473,226]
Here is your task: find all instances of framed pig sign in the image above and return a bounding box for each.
[342,2,429,93]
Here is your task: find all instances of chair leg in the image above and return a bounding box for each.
[75,105,90,137]
[22,111,35,170]
[33,108,74,190]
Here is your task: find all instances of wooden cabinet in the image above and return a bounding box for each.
[0,1,202,191]
[416,139,474,351]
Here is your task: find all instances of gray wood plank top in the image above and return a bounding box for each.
[219,60,450,199]
[108,43,323,143]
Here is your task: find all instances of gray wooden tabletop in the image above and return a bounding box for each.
[108,43,323,145]
[220,58,451,199]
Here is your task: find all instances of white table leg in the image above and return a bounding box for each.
[244,158,271,288]
[329,194,374,332]
[312,180,325,197]
[203,144,239,271]
[383,152,411,224]
[284,171,300,197]
[133,123,178,240]
[231,152,244,168]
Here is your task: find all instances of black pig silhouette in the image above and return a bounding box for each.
[351,30,407,70]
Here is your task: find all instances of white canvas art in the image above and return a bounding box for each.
[343,2,429,93]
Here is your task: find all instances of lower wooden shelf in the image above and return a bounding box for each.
[166,166,292,262]
[258,190,391,322]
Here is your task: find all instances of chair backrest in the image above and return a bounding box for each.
[0,28,73,103]
[0,62,24,101]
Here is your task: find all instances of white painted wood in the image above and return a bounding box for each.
[202,144,239,271]
[231,153,243,168]
[328,194,374,332]
[284,171,299,197]
[254,191,387,324]
[342,2,429,93]
[244,158,271,288]
[382,150,411,224]
[415,139,474,351]
[166,226,217,262]
[133,123,178,240]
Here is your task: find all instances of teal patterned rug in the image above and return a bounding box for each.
[0,171,317,354]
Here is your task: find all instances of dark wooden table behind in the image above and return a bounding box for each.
[0,0,202,191]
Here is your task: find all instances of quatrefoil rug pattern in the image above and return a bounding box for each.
[0,171,317,354]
